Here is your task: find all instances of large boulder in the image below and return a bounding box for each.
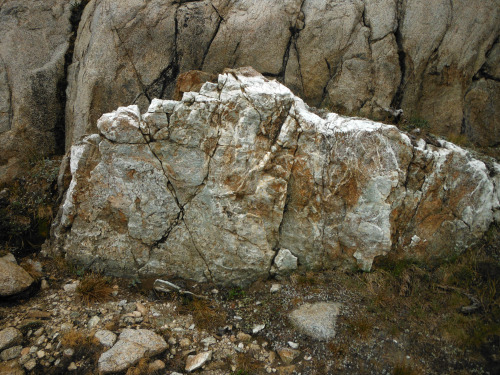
[0,0,73,184]
[48,70,500,285]
[65,0,500,149]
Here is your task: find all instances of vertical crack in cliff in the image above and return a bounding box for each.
[108,21,150,103]
[273,110,303,275]
[200,3,223,69]
[145,4,181,100]
[390,145,416,251]
[55,0,91,153]
[390,0,407,112]
[0,56,12,132]
[275,0,306,85]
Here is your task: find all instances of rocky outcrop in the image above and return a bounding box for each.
[0,0,73,184]
[1,0,498,185]
[65,0,500,150]
[49,70,500,285]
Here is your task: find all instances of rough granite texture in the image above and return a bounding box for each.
[48,70,500,286]
[1,0,499,184]
[0,0,72,184]
[65,0,499,148]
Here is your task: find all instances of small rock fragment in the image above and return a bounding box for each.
[289,302,341,340]
[252,324,265,334]
[272,249,298,275]
[24,358,37,371]
[0,327,22,351]
[277,348,300,364]
[68,362,77,371]
[88,316,100,329]
[98,329,167,373]
[185,351,212,372]
[148,359,166,372]
[1,345,23,361]
[288,341,298,349]
[63,282,79,293]
[94,330,117,348]
[270,284,281,293]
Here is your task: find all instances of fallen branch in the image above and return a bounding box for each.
[154,279,209,300]
[436,284,481,314]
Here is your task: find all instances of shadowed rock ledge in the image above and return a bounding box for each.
[47,69,500,286]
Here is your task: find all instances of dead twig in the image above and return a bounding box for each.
[154,279,209,300]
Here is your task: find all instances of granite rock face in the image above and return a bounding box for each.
[0,0,73,184]
[65,0,500,149]
[49,70,500,285]
[1,0,498,184]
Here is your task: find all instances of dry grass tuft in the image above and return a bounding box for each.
[344,315,373,338]
[76,273,113,305]
[179,298,227,332]
[61,329,102,359]
[126,358,150,375]
[393,359,419,375]
[233,352,262,374]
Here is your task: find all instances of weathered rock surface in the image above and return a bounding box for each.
[64,0,500,150]
[289,302,341,340]
[0,328,22,352]
[97,329,167,374]
[0,0,73,184]
[50,70,500,285]
[1,0,498,185]
[185,351,212,372]
[0,258,34,297]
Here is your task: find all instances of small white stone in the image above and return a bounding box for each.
[88,315,100,329]
[68,362,77,371]
[288,341,299,349]
[63,282,79,293]
[252,324,265,334]
[185,351,212,372]
[270,284,281,293]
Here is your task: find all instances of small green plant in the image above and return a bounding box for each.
[407,116,429,130]
[227,286,246,300]
[231,370,250,375]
